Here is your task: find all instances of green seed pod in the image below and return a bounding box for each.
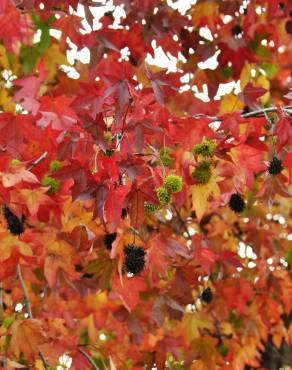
[104,131,113,143]
[217,343,229,357]
[159,147,174,167]
[163,174,183,193]
[193,139,216,157]
[156,187,172,206]
[144,202,160,214]
[49,160,61,172]
[9,159,21,167]
[41,175,60,195]
[192,161,212,185]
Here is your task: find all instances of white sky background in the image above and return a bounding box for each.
[50,0,241,102]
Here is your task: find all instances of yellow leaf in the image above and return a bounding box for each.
[86,291,107,311]
[0,88,15,113]
[191,2,219,29]
[240,63,252,90]
[0,45,9,69]
[16,188,53,216]
[83,313,98,343]
[42,44,68,82]
[8,319,47,361]
[256,74,270,104]
[181,312,214,342]
[35,359,45,370]
[190,174,222,220]
[220,93,244,114]
[0,234,32,262]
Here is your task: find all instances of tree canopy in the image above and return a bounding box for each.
[0,0,291,369]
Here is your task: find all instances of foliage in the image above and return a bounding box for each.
[0,0,291,369]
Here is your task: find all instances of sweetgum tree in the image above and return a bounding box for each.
[0,0,291,369]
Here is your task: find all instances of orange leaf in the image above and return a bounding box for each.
[8,319,47,361]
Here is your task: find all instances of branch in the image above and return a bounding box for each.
[0,283,7,370]
[172,204,192,241]
[16,264,33,318]
[192,105,292,121]
[27,151,48,171]
[78,348,101,370]
[16,264,49,370]
[242,105,292,118]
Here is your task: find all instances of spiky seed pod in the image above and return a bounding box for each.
[232,24,242,35]
[82,272,94,279]
[159,147,174,167]
[105,149,115,157]
[124,244,146,274]
[75,264,83,272]
[104,232,117,250]
[201,287,213,304]
[2,205,25,236]
[121,208,128,218]
[193,139,216,157]
[279,2,285,10]
[163,174,183,193]
[242,106,250,114]
[268,157,283,175]
[192,161,212,185]
[144,202,160,214]
[49,160,61,172]
[41,175,60,195]
[156,187,172,206]
[228,193,245,213]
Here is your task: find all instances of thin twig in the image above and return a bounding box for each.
[27,151,48,171]
[16,264,49,370]
[242,105,292,118]
[16,264,33,318]
[78,348,101,370]
[172,204,192,241]
[0,283,7,370]
[39,352,49,370]
[192,105,292,121]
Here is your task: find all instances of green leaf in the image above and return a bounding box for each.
[19,45,40,74]
[285,250,292,264]
[35,26,51,54]
[249,40,271,58]
[260,62,278,78]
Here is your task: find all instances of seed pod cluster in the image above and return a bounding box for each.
[192,161,212,185]
[268,156,283,175]
[201,287,213,304]
[193,139,216,157]
[228,194,245,213]
[2,205,25,236]
[104,232,117,250]
[159,147,174,167]
[124,244,146,274]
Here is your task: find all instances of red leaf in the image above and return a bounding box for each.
[37,96,79,131]
[283,152,292,184]
[104,184,131,227]
[111,275,147,312]
[275,116,292,151]
[238,83,267,108]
